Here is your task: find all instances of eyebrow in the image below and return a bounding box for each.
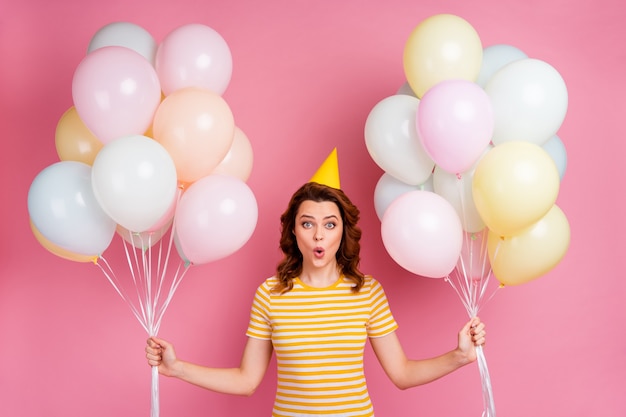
[298,214,339,221]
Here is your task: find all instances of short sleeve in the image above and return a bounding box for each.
[366,277,399,338]
[245,279,273,340]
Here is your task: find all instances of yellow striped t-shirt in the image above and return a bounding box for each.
[246,275,398,416]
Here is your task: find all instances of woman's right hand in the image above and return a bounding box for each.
[146,336,181,377]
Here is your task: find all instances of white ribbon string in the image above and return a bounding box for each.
[476,345,496,417]
[445,174,499,417]
[94,190,188,417]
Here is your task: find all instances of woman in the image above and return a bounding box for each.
[146,182,486,416]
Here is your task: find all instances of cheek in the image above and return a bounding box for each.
[330,232,343,249]
[293,231,309,251]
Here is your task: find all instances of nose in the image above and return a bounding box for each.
[314,227,324,241]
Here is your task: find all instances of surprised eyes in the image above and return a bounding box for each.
[302,221,336,229]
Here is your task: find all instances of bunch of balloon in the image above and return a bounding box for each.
[365,14,571,417]
[27,22,258,417]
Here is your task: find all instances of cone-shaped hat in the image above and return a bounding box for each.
[309,148,340,189]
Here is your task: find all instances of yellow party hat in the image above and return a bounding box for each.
[309,148,340,189]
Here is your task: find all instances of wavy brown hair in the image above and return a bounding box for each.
[272,182,365,294]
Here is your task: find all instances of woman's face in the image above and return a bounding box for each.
[293,200,343,270]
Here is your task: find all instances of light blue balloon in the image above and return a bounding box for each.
[374,173,433,221]
[542,135,567,180]
[476,44,527,87]
[27,161,116,255]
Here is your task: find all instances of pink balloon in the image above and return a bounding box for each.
[417,79,494,174]
[381,190,462,278]
[72,46,161,144]
[156,24,233,96]
[175,175,258,265]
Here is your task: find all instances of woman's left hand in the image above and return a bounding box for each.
[458,317,486,363]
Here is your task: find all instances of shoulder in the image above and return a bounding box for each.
[255,276,279,294]
[352,275,387,297]
[362,275,384,290]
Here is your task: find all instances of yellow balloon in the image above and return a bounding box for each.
[55,107,104,165]
[30,220,98,263]
[403,14,482,98]
[472,141,560,237]
[487,205,570,286]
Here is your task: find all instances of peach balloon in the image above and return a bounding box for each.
[152,88,235,184]
[55,107,103,165]
[210,126,254,181]
[30,220,97,263]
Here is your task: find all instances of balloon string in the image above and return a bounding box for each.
[151,188,185,334]
[94,256,150,334]
[148,188,184,416]
[95,188,188,417]
[151,365,160,417]
[476,345,496,417]
[123,234,150,327]
[447,251,501,316]
[451,174,497,416]
[154,261,190,335]
[444,275,473,314]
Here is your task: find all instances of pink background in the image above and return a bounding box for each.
[2,0,625,416]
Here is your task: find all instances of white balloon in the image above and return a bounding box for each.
[88,22,157,65]
[432,145,492,233]
[116,220,172,250]
[365,95,434,185]
[485,58,568,146]
[91,135,178,232]
[27,161,116,255]
[433,167,485,233]
[476,44,527,87]
[374,173,432,221]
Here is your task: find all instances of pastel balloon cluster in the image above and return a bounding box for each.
[366,14,570,286]
[28,22,257,266]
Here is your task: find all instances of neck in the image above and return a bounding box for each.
[300,263,340,288]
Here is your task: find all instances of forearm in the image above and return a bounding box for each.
[397,348,471,390]
[161,337,272,396]
[171,361,259,396]
[371,320,485,390]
